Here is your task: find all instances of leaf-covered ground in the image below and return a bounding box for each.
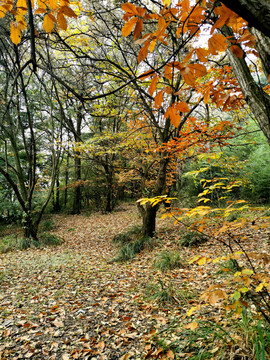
[0,204,269,359]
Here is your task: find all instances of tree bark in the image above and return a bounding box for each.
[140,155,170,237]
[221,0,270,38]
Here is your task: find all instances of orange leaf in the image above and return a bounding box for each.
[187,63,207,78]
[122,17,138,37]
[208,289,227,305]
[57,12,67,30]
[203,87,210,104]
[134,18,143,40]
[149,75,158,96]
[184,48,194,64]
[35,8,46,14]
[43,13,55,33]
[196,47,208,62]
[174,102,190,112]
[49,0,58,10]
[121,2,138,16]
[165,107,181,127]
[182,0,190,12]
[60,5,77,17]
[208,33,228,55]
[138,40,150,63]
[10,22,21,44]
[154,91,163,109]
[164,63,173,79]
[230,45,244,58]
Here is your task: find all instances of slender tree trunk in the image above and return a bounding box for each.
[72,105,82,214]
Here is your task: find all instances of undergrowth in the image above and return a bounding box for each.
[152,309,270,359]
[0,233,63,253]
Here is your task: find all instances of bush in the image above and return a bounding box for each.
[180,230,208,247]
[154,250,185,272]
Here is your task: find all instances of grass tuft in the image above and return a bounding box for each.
[154,250,185,272]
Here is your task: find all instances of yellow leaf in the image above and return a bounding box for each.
[0,6,7,18]
[242,269,253,275]
[10,22,21,45]
[37,0,46,9]
[43,14,55,33]
[122,17,138,37]
[17,0,27,14]
[198,257,207,266]
[49,0,58,9]
[255,283,264,292]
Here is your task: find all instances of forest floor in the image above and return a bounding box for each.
[0,203,269,360]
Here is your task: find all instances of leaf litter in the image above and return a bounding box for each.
[0,203,269,359]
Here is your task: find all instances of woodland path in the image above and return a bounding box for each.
[0,204,269,360]
[0,204,183,360]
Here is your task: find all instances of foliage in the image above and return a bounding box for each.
[152,312,270,359]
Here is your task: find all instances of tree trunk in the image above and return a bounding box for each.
[72,105,83,214]
[140,155,169,237]
[72,155,82,214]
[23,211,38,241]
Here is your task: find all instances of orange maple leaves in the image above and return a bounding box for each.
[121,1,255,128]
[1,0,78,45]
